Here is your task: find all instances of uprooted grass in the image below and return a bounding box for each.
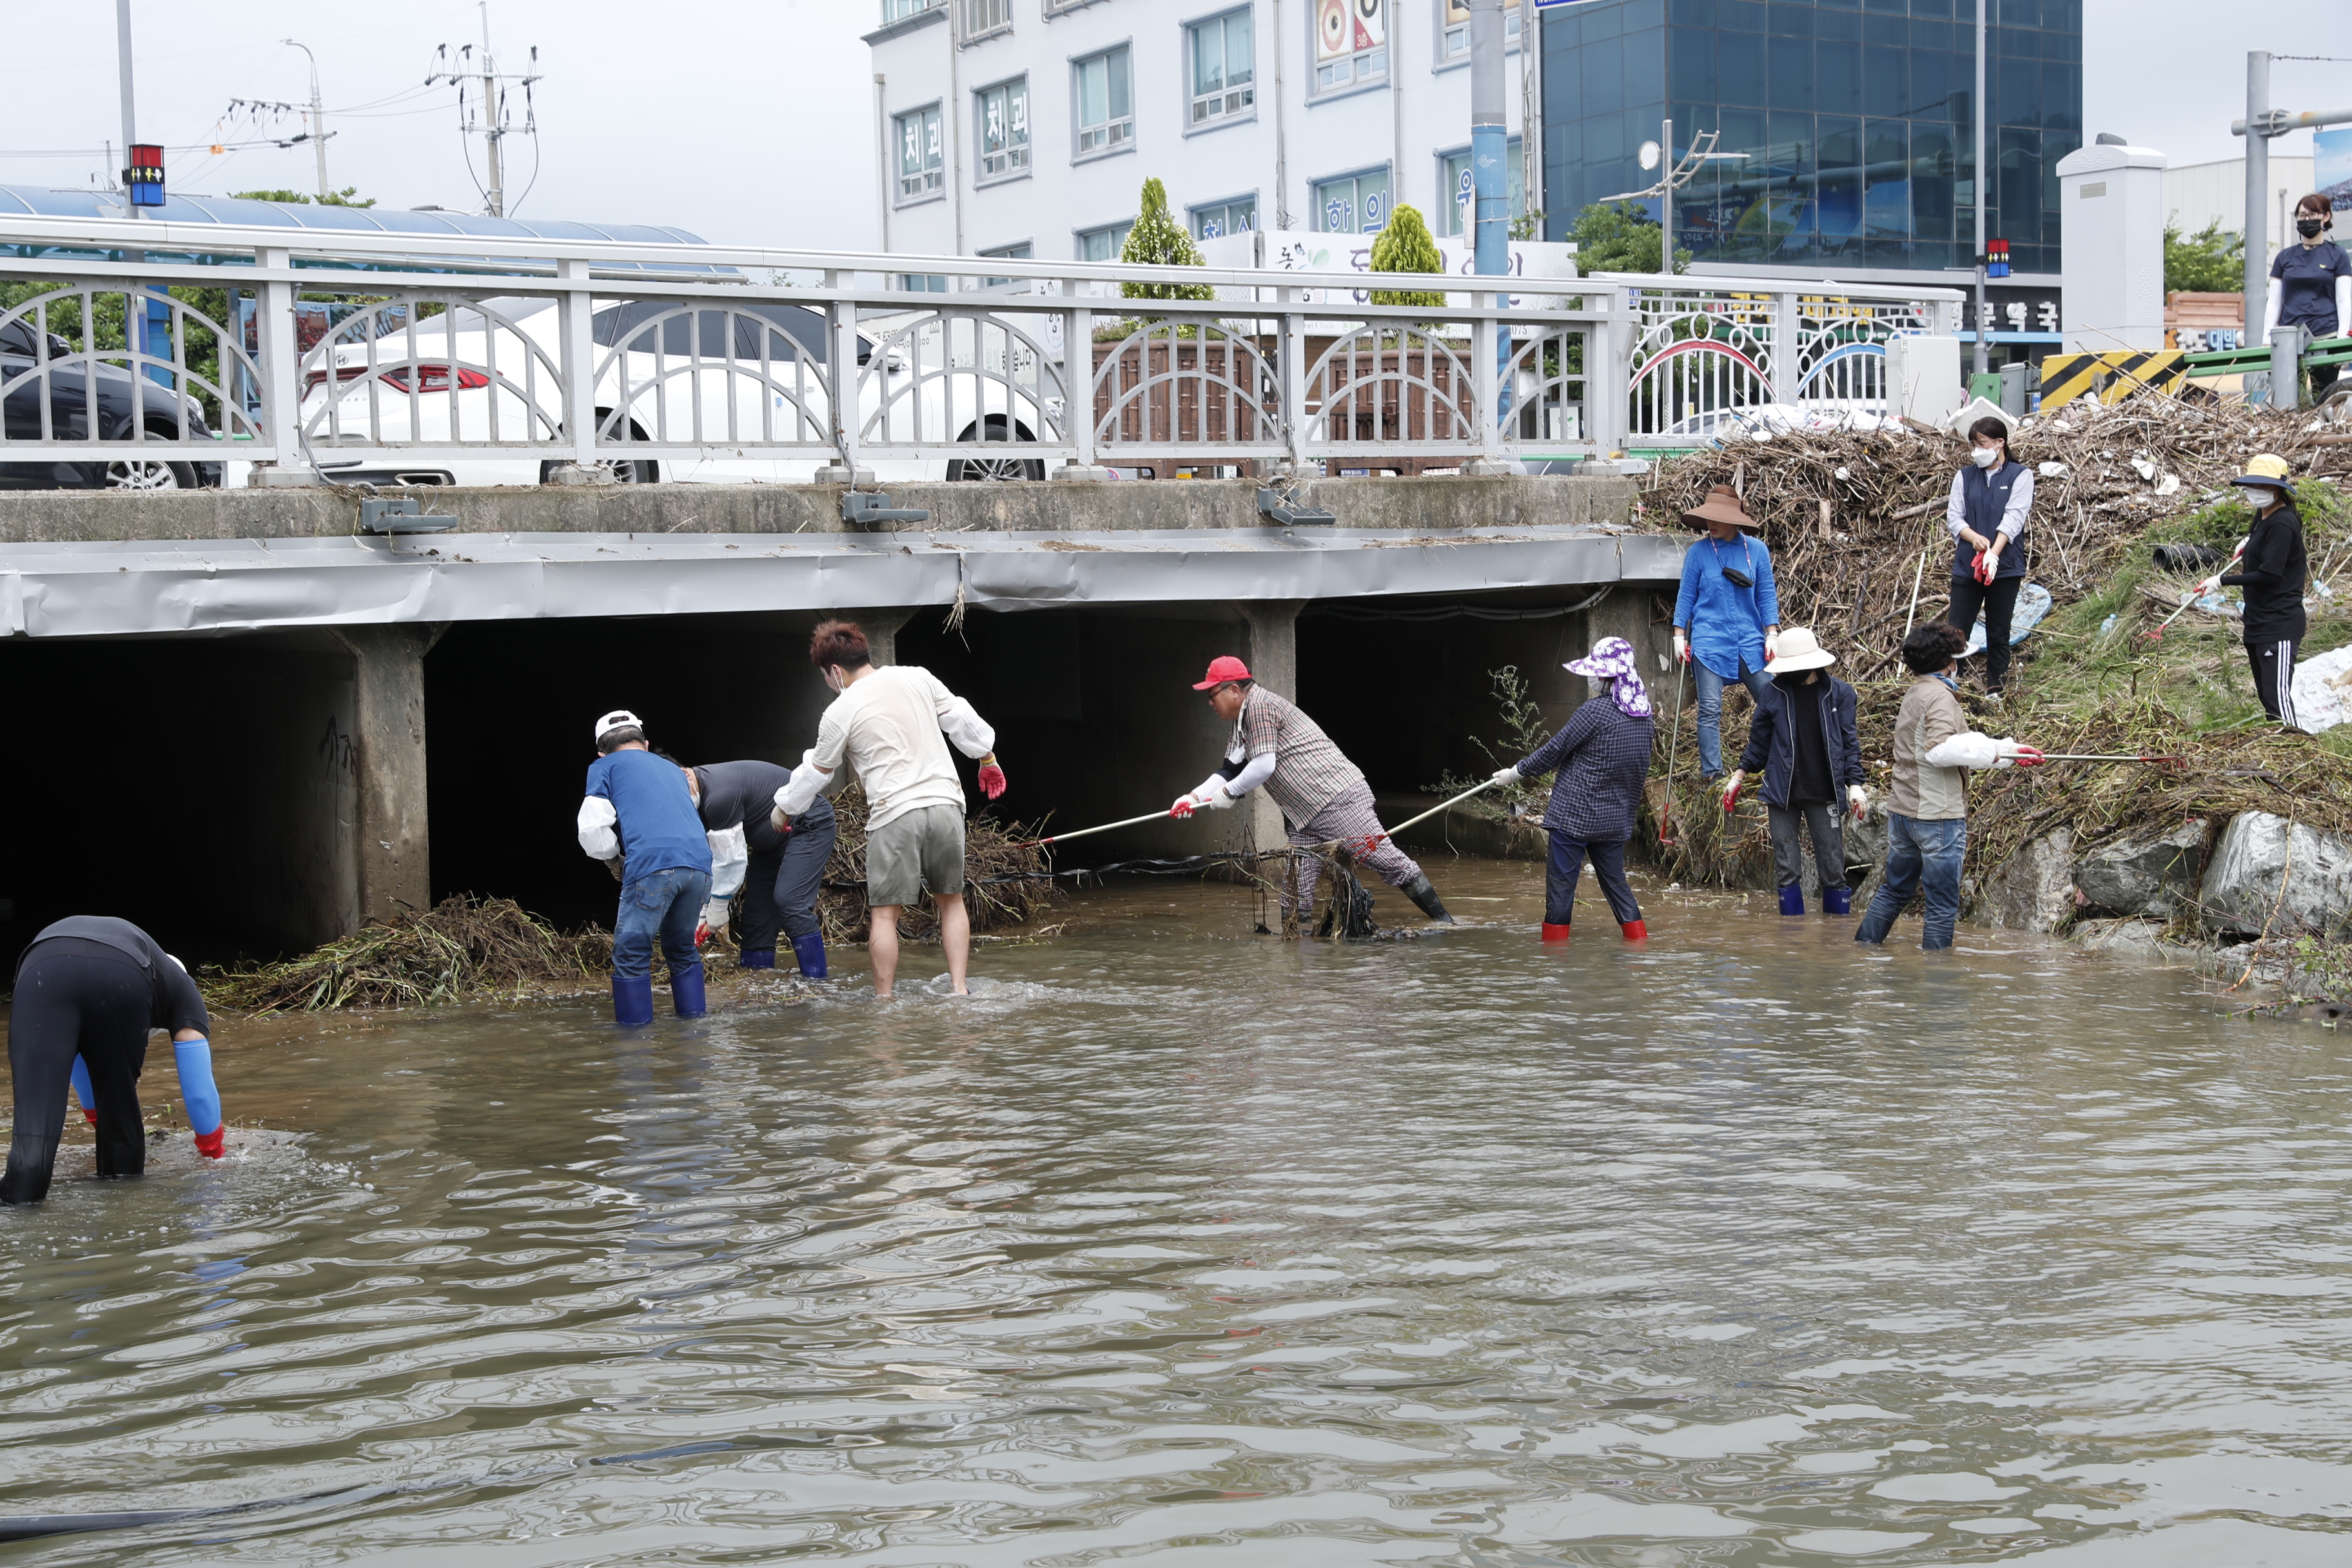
[206,896,611,1015]
[816,785,1059,945]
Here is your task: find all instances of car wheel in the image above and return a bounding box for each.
[103,456,197,491]
[946,415,1042,482]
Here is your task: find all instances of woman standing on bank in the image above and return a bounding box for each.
[2267,193,2352,400]
[1671,484,1780,779]
[1945,415,2033,705]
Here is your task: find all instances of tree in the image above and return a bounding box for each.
[2165,219,2244,294]
[1567,201,1692,275]
[1368,204,1447,308]
[231,187,377,208]
[1119,178,1214,302]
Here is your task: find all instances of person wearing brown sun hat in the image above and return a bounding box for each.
[1670,484,1781,779]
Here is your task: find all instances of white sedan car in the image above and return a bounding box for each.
[297,295,1059,487]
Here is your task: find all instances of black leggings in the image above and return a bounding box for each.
[1948,573,2024,694]
[4,952,153,1205]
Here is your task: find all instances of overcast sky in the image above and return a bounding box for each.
[1,1,2341,252]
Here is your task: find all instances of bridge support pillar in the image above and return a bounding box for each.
[329,624,446,929]
[838,607,916,667]
[1241,601,1302,856]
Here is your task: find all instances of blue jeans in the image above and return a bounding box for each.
[1854,813,1966,951]
[613,866,711,979]
[1547,832,1642,925]
[1693,657,1773,777]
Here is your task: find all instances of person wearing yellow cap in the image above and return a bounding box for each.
[2199,454,2308,729]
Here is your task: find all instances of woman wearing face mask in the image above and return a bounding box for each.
[2197,453,2308,729]
[2268,195,2352,399]
[1944,415,2032,705]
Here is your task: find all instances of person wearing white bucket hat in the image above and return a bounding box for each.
[1721,627,1866,917]
[577,709,714,1026]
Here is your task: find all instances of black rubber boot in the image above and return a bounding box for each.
[1398,872,1455,923]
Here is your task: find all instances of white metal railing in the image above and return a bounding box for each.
[0,216,1962,482]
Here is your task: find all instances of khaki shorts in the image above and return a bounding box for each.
[865,803,966,906]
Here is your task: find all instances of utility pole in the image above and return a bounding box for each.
[1972,0,1988,379]
[2244,51,2271,344]
[282,39,331,200]
[1469,0,1507,279]
[115,0,139,221]
[428,3,541,219]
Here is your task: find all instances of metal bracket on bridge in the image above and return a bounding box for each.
[839,491,932,525]
[1257,488,1335,527]
[358,497,460,534]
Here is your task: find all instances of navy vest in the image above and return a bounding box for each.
[1954,461,2028,581]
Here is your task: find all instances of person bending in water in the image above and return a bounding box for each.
[1488,637,1656,943]
[684,758,839,979]
[579,709,714,1026]
[3,916,224,1206]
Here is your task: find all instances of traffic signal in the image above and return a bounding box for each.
[1984,237,2011,279]
[124,144,165,208]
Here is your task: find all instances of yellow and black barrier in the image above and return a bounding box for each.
[2039,350,2188,409]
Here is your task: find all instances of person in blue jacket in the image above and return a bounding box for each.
[1719,627,1868,917]
[1672,483,1781,779]
[577,709,714,1026]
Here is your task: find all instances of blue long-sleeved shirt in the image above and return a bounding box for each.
[1672,533,1780,681]
[583,750,711,885]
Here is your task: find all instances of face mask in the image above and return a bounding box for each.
[2298,217,2328,239]
[1970,446,2001,468]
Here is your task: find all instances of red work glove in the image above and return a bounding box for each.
[1721,770,1744,813]
[193,1127,226,1160]
[2010,745,2045,767]
[978,761,1008,800]
[694,921,710,949]
[1170,796,1197,819]
[81,1108,97,1126]
[1974,551,1997,585]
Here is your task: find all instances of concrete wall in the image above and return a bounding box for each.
[0,474,1638,544]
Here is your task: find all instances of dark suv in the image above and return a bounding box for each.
[0,318,226,489]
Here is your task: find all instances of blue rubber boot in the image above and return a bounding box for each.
[612,975,655,1027]
[671,961,708,1019]
[738,947,776,970]
[791,931,829,979]
[1821,886,1852,916]
[1778,884,1806,916]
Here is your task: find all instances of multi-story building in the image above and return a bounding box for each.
[863,0,1536,271]
[1540,0,2081,358]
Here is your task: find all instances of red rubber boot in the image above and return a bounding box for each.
[1621,920,1649,941]
[1540,923,1572,943]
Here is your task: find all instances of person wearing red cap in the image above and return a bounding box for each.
[1173,656,1454,926]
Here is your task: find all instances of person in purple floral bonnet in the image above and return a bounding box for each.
[1489,637,1658,943]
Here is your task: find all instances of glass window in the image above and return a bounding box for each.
[1669,28,1714,103]
[961,0,1010,39]
[1437,139,1524,237]
[1861,44,1905,119]
[1718,28,1764,104]
[1313,168,1391,234]
[881,0,941,21]
[1313,0,1387,95]
[1079,220,1133,262]
[894,104,943,204]
[1818,38,1861,115]
[1768,36,1812,111]
[899,273,948,292]
[1073,47,1133,157]
[1439,0,1520,63]
[1190,10,1256,126]
[975,77,1029,183]
[1190,197,1258,240]
[979,242,1033,289]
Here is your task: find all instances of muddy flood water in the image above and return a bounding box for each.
[3,859,2348,1565]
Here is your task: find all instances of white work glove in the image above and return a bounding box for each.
[1847,784,1868,821]
[699,896,730,935]
[1172,776,1233,819]
[1721,769,1745,812]
[1995,740,2044,769]
[1765,629,1781,662]
[1490,765,1522,788]
[1673,630,1690,664]
[2194,573,2223,598]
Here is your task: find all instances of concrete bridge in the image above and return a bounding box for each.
[0,474,1672,960]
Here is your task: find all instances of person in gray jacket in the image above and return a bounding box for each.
[1720,627,1868,916]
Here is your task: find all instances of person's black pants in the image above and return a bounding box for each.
[1768,801,1849,892]
[3,952,153,1205]
[2248,637,2302,727]
[1948,573,2024,694]
[737,815,839,957]
[1546,832,1642,926]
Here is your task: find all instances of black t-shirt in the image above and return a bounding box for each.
[692,760,834,856]
[2272,240,2352,335]
[2222,502,2309,645]
[17,916,210,1035]
[1779,674,1834,803]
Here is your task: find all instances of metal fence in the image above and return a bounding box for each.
[0,215,1962,485]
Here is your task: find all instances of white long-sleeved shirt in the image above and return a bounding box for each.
[782,665,994,831]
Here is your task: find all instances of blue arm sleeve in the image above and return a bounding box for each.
[1754,543,1781,627]
[1672,549,1701,629]
[173,1037,222,1137]
[71,1054,93,1113]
